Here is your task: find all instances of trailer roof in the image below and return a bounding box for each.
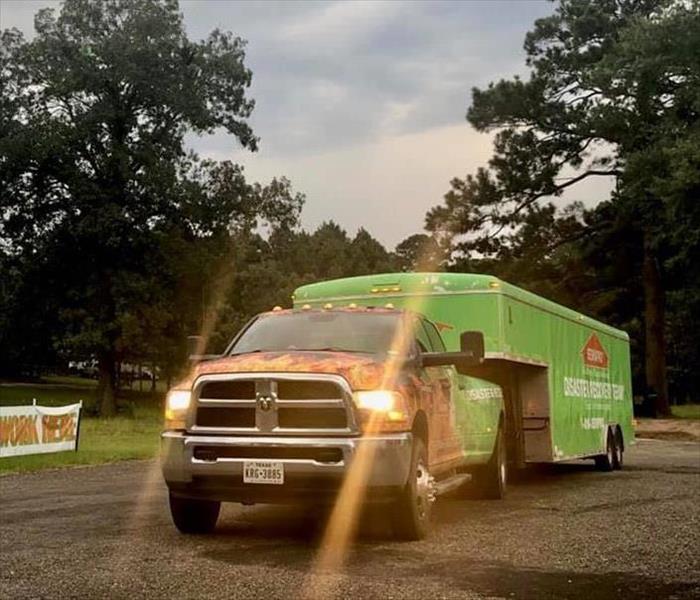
[293,272,628,341]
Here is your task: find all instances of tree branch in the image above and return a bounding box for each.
[487,168,622,240]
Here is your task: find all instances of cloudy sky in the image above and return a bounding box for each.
[0,0,613,248]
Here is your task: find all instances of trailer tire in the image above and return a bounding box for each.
[391,437,432,541]
[169,493,220,534]
[594,430,615,472]
[612,427,624,470]
[478,424,507,500]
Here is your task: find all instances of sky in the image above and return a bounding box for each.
[0,0,614,249]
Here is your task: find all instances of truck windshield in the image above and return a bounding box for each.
[229,311,402,355]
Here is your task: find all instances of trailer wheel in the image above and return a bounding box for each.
[391,437,432,541]
[471,424,507,500]
[169,493,220,534]
[594,430,615,472]
[612,428,624,470]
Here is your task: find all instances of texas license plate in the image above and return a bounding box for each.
[243,461,284,485]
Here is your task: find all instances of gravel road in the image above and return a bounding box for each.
[1,439,698,599]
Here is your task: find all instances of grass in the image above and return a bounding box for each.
[0,381,97,407]
[0,378,163,474]
[671,404,700,420]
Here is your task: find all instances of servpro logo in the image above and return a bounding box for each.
[581,333,608,369]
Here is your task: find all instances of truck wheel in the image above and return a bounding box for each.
[594,430,615,472]
[391,437,432,541]
[479,425,507,500]
[612,428,624,470]
[169,493,220,534]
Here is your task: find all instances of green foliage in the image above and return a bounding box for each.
[426,0,700,411]
[0,0,305,413]
[671,404,700,420]
[395,233,446,272]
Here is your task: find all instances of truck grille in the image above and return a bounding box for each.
[196,406,255,428]
[192,445,343,463]
[191,374,356,434]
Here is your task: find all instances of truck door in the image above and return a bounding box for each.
[422,318,497,463]
[413,317,463,469]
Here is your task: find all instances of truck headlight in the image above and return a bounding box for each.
[354,390,397,412]
[353,390,408,425]
[164,390,191,428]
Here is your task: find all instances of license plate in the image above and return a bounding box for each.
[243,460,284,485]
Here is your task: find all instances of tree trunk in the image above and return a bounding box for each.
[642,233,670,417]
[97,350,117,417]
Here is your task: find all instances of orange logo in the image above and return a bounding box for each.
[581,333,608,369]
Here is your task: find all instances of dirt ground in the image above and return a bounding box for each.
[1,438,699,599]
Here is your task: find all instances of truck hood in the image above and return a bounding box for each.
[186,351,394,391]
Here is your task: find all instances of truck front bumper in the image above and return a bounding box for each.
[161,431,413,504]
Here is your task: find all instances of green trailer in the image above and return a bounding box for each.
[293,272,635,466]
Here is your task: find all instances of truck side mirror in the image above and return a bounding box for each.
[187,335,204,357]
[186,335,220,363]
[460,331,484,361]
[420,330,485,373]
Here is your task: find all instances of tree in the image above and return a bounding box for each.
[348,228,396,275]
[427,0,700,415]
[306,222,353,280]
[0,0,290,414]
[395,233,448,272]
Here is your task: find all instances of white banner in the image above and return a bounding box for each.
[0,402,82,458]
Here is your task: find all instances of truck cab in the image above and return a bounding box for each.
[161,306,505,540]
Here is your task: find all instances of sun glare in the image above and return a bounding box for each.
[303,269,434,599]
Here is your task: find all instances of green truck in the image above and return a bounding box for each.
[161,272,634,539]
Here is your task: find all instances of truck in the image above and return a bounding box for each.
[161,272,634,540]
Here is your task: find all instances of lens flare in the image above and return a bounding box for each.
[303,276,434,599]
[173,239,244,389]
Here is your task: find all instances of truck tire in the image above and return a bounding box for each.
[479,424,507,500]
[169,493,220,534]
[391,437,432,541]
[594,430,615,472]
[612,427,624,470]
